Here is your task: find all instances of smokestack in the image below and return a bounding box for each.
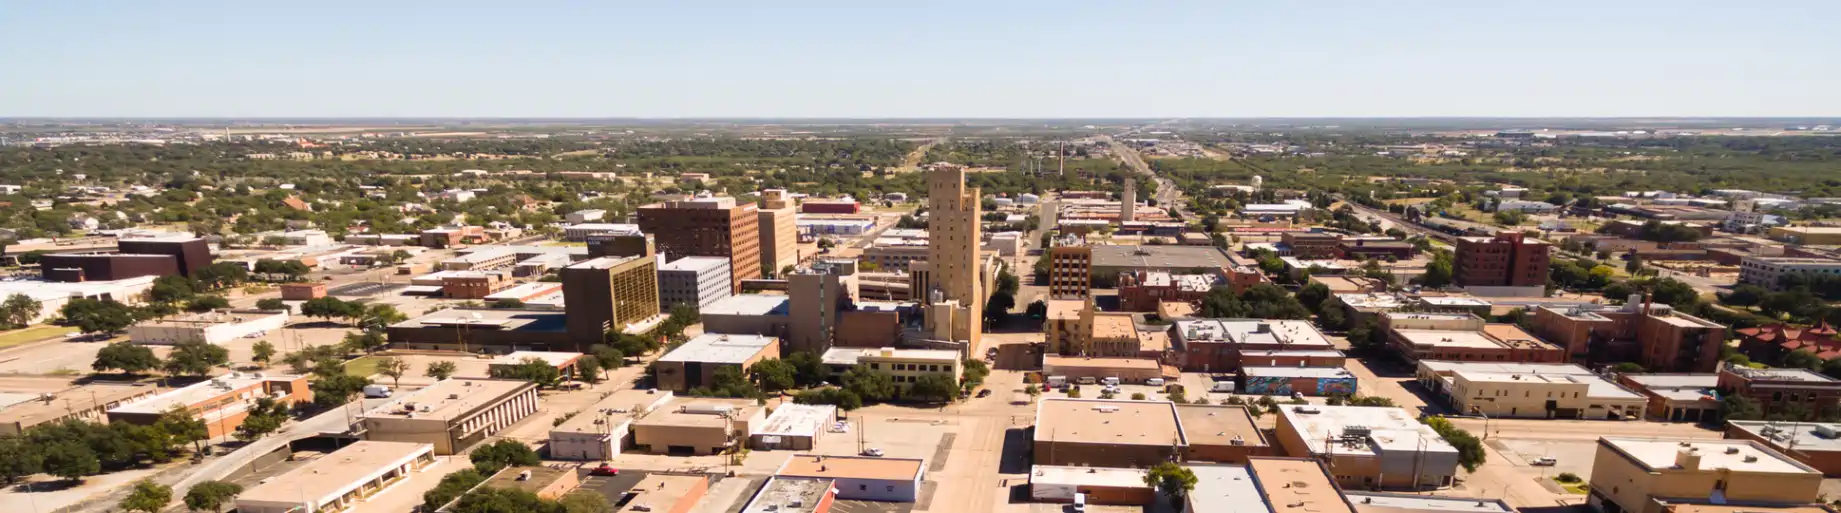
[1059,141,1066,176]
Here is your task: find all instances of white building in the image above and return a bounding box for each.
[1494,200,1558,214]
[1738,256,1841,289]
[1274,404,1461,489]
[0,276,157,325]
[127,309,289,345]
[547,389,674,460]
[563,223,641,242]
[750,403,838,451]
[234,441,435,513]
[260,229,333,246]
[566,209,607,224]
[797,218,875,236]
[658,256,733,311]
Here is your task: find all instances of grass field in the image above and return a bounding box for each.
[0,325,79,349]
[344,356,383,377]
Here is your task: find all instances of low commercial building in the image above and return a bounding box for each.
[280,282,327,300]
[440,271,512,299]
[617,473,710,513]
[1739,256,1841,289]
[751,404,838,451]
[699,294,791,338]
[1186,463,1279,513]
[548,389,675,461]
[658,256,734,311]
[653,333,781,393]
[1532,302,1726,372]
[0,383,157,436]
[563,223,642,242]
[741,477,838,513]
[1383,312,1565,363]
[0,275,158,325]
[486,351,585,381]
[1345,493,1513,513]
[386,308,573,352]
[1242,366,1359,397]
[840,348,962,391]
[1588,438,1822,513]
[1117,271,1219,312]
[1336,239,1416,260]
[1176,404,1272,463]
[358,378,540,455]
[1768,226,1841,245]
[1282,232,1342,258]
[107,372,310,439]
[631,398,765,455]
[1725,421,1841,476]
[1239,349,1348,368]
[234,441,435,513]
[1029,465,1153,505]
[1444,366,1644,420]
[1033,398,1187,467]
[775,454,926,502]
[1718,367,1841,421]
[483,282,564,304]
[1042,356,1169,384]
[126,309,288,345]
[481,465,580,500]
[1087,245,1237,285]
[1171,318,1337,373]
[1274,404,1460,489]
[1618,374,1721,422]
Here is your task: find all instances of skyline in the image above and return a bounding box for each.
[4,1,1838,118]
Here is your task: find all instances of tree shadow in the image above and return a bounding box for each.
[13,479,81,493]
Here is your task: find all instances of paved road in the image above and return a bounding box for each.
[1100,135,1182,215]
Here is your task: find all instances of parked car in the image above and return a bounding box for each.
[590,463,620,476]
[1530,457,1557,466]
[976,389,992,398]
[861,448,885,457]
[362,385,392,398]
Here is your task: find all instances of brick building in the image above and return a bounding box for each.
[1736,323,1841,362]
[1117,271,1217,312]
[1382,312,1565,363]
[1718,366,1841,421]
[1281,232,1341,258]
[1047,234,1092,300]
[1532,301,1726,373]
[1454,231,1550,288]
[636,197,762,293]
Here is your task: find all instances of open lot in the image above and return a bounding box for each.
[328,281,408,298]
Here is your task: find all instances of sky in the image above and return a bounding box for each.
[2,1,1837,118]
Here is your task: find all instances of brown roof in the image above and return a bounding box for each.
[777,454,923,481]
[1174,405,1265,448]
[1034,398,1184,447]
[1250,457,1352,513]
[618,474,708,513]
[1042,356,1162,371]
[1092,314,1139,341]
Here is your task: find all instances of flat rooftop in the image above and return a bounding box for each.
[1034,398,1185,447]
[1173,319,1334,348]
[361,378,533,422]
[0,384,155,427]
[1175,404,1265,448]
[483,282,561,300]
[488,351,583,367]
[1345,493,1513,513]
[1450,371,1641,400]
[657,333,777,365]
[1187,464,1272,513]
[132,309,282,328]
[1726,421,1841,452]
[1278,405,1456,456]
[702,294,791,316]
[1603,438,1814,474]
[757,404,836,438]
[1250,458,1354,513]
[1029,465,1148,489]
[1090,245,1235,270]
[1336,293,1409,309]
[1727,367,1840,383]
[1045,299,1083,320]
[111,373,300,415]
[1622,373,1720,390]
[1091,314,1138,340]
[660,256,731,273]
[777,454,924,481]
[617,474,708,513]
[390,308,567,332]
[553,389,674,435]
[1245,366,1356,379]
[742,477,834,513]
[482,465,574,496]
[639,398,761,429]
[1042,356,1162,371]
[238,441,432,507]
[1419,361,1595,376]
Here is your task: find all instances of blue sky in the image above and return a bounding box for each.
[3,1,1836,118]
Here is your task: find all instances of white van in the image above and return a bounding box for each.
[1046,376,1067,388]
[1211,381,1236,393]
[1145,378,1166,387]
[1073,493,1087,512]
[1076,376,1097,385]
[363,385,392,398]
[1100,377,1121,386]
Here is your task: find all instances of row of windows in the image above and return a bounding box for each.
[868,362,948,373]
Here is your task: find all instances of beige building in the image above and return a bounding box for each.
[1044,298,1145,358]
[1432,362,1646,420]
[1768,226,1841,245]
[652,334,781,393]
[920,165,984,349]
[856,348,963,389]
[1274,404,1461,489]
[358,378,540,455]
[1588,438,1823,513]
[234,441,435,513]
[0,383,157,436]
[759,190,799,276]
[1048,234,1092,300]
[631,398,766,456]
[548,389,676,461]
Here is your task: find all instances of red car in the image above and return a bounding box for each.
[589,463,620,476]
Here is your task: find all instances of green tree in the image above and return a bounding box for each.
[469,439,540,474]
[311,374,372,407]
[1422,256,1454,288]
[358,303,408,331]
[489,357,562,387]
[749,358,798,392]
[148,275,199,304]
[164,339,231,376]
[559,491,611,513]
[1611,362,1646,374]
[1783,349,1823,370]
[426,360,458,380]
[40,440,99,481]
[961,358,990,390]
[1626,255,1644,275]
[183,480,244,512]
[184,295,231,313]
[0,436,43,483]
[233,398,290,443]
[1723,395,1764,421]
[794,387,864,411]
[252,340,277,367]
[1026,299,1049,319]
[422,469,487,511]
[1144,462,1199,508]
[61,297,137,335]
[1822,358,1841,380]
[842,366,898,402]
[376,356,411,388]
[1296,282,1331,313]
[0,293,42,329]
[299,297,357,323]
[255,298,287,311]
[120,479,173,513]
[577,356,602,383]
[452,487,550,513]
[93,342,161,374]
[908,374,959,403]
[784,351,830,387]
[996,268,1020,296]
[590,344,626,370]
[1719,285,1769,308]
[984,291,1015,323]
[1421,416,1487,471]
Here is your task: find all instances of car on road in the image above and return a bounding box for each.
[589,463,620,476]
[976,389,992,398]
[1530,457,1557,466]
[861,448,884,457]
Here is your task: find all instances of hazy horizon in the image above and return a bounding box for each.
[5,1,1838,118]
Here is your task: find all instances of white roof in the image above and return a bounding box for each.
[1278,405,1457,456]
[109,372,300,415]
[1603,438,1813,474]
[484,282,560,301]
[1244,366,1355,379]
[660,256,731,273]
[1029,465,1149,489]
[702,294,789,316]
[756,404,836,439]
[488,351,582,367]
[1173,319,1332,348]
[1449,370,1641,400]
[1344,493,1512,513]
[0,275,157,302]
[658,334,777,365]
[1186,464,1272,513]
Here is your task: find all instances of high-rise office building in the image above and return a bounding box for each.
[636,196,762,293]
[758,189,799,277]
[1047,234,1091,300]
[1121,178,1137,223]
[1454,231,1550,288]
[921,165,984,348]
[562,237,662,349]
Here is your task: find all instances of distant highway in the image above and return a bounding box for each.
[1099,134,1182,216]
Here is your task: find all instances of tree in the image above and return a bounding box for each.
[0,436,43,484]
[1144,462,1198,508]
[184,295,231,313]
[1422,256,1454,288]
[300,297,359,323]
[1783,349,1823,371]
[491,298,524,309]
[1720,284,1769,307]
[961,358,991,390]
[120,479,173,513]
[749,358,798,392]
[311,374,372,407]
[40,440,98,482]
[61,297,136,335]
[1318,303,1347,331]
[589,344,626,369]
[559,491,611,513]
[149,275,199,304]
[184,480,244,512]
[252,340,277,367]
[469,439,540,474]
[376,356,411,388]
[1722,395,1764,421]
[996,268,1020,296]
[358,303,408,331]
[0,293,42,329]
[794,387,864,411]
[1612,362,1647,374]
[233,397,290,443]
[94,342,161,374]
[842,366,897,403]
[423,469,487,511]
[577,356,602,383]
[1296,282,1331,313]
[1823,358,1841,380]
[1626,255,1644,275]
[1421,416,1487,471]
[784,351,830,387]
[490,357,562,388]
[908,374,959,403]
[695,366,762,398]
[341,330,388,354]
[1026,299,1048,319]
[164,339,231,376]
[984,291,1015,323]
[452,487,551,513]
[255,298,287,311]
[426,360,458,380]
